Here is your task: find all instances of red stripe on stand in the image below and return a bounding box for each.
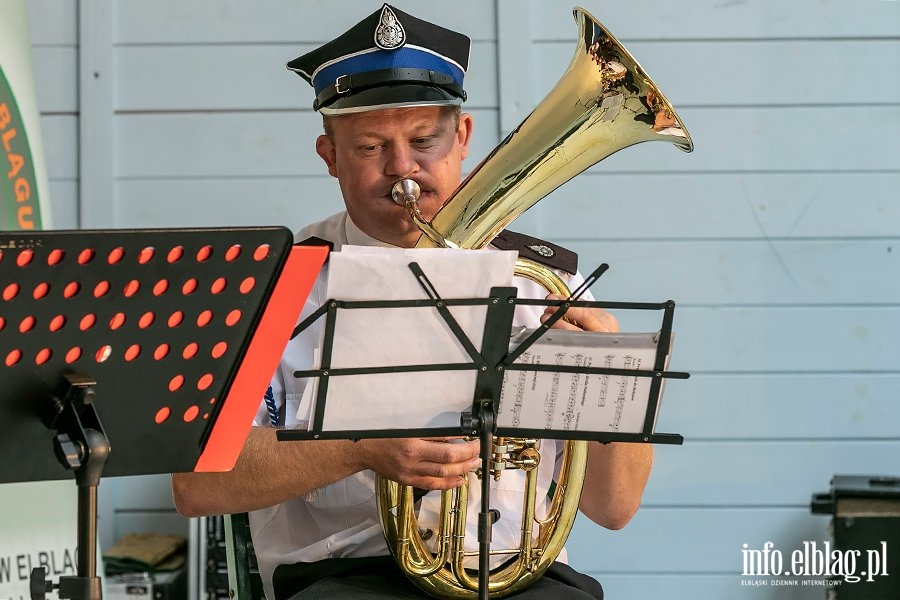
[194,244,328,472]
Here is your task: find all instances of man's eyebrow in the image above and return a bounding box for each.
[350,131,387,142]
[412,121,448,136]
[351,127,446,143]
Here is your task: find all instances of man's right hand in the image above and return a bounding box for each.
[359,437,481,490]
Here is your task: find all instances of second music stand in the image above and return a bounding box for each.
[0,227,328,600]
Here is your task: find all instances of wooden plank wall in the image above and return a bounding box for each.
[24,1,900,598]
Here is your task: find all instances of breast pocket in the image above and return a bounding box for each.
[303,471,377,509]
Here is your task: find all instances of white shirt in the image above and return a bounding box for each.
[250,212,590,599]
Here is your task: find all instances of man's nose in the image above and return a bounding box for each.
[384,144,419,177]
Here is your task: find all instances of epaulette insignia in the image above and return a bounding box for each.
[491,230,578,275]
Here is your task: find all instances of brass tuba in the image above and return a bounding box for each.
[380,6,693,598]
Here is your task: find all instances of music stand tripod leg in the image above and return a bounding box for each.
[461,396,499,600]
[31,374,108,600]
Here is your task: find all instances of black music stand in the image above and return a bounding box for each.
[278,262,688,599]
[0,227,328,600]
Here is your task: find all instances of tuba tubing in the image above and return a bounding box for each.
[379,6,692,598]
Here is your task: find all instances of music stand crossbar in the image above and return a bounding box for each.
[280,262,687,444]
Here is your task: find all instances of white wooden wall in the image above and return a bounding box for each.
[21,1,900,598]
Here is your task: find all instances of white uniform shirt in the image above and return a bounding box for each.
[250,212,590,599]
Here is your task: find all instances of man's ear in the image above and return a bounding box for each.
[315,135,338,177]
[457,112,474,161]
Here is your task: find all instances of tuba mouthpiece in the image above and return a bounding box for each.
[391,179,420,206]
[389,178,457,249]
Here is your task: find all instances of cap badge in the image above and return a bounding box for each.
[374,5,406,50]
[528,244,555,258]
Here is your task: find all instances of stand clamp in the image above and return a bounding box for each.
[31,374,109,600]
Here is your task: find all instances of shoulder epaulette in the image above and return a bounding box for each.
[491,230,578,275]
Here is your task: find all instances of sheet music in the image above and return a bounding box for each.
[298,246,517,431]
[497,329,670,435]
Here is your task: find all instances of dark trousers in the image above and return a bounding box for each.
[276,556,603,600]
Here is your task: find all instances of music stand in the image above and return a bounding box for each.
[0,227,328,600]
[278,261,687,599]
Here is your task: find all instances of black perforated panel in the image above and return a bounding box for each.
[0,227,293,482]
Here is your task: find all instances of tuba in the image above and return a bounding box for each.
[380,6,693,598]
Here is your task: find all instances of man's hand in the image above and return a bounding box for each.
[358,437,481,490]
[541,293,618,333]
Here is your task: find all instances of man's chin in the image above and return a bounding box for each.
[365,216,423,248]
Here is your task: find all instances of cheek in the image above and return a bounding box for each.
[438,157,463,191]
[334,157,375,191]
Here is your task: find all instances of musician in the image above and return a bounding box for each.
[172,5,652,599]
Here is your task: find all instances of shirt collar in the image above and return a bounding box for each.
[345,214,399,248]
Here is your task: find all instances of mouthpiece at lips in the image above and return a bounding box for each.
[390,178,457,248]
[391,179,420,206]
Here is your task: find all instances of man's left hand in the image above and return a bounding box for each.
[540,293,618,333]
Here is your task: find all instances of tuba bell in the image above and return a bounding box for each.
[380,6,693,598]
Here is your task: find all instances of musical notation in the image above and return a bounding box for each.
[498,330,667,435]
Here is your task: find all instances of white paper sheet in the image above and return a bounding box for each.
[299,246,517,432]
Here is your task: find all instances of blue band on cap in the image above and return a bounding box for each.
[312,47,464,97]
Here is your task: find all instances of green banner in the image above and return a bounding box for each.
[0,65,42,230]
[0,0,49,231]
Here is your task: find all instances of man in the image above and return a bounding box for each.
[172,5,652,599]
